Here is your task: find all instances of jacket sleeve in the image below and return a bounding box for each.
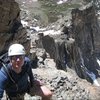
[0,68,8,98]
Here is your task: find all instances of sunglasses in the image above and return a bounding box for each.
[10,55,25,60]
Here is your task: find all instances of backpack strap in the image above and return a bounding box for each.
[25,60,34,87]
[0,59,16,84]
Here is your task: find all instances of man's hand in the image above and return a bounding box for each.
[33,80,44,86]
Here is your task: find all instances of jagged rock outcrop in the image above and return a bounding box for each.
[35,3,100,84]
[41,34,68,70]
[0,0,20,33]
[70,4,100,81]
[0,0,30,55]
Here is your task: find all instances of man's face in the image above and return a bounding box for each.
[10,55,25,73]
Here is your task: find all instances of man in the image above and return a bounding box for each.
[0,43,52,100]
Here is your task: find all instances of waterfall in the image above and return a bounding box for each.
[57,0,68,4]
[96,58,100,66]
[78,48,100,86]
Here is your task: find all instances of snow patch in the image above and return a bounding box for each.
[21,20,28,27]
[57,0,68,4]
[43,30,62,36]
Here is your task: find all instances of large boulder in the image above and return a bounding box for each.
[0,0,20,33]
[0,0,30,55]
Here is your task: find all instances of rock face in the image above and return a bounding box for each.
[35,4,100,84]
[41,35,68,70]
[70,4,100,80]
[0,0,20,33]
[0,0,30,55]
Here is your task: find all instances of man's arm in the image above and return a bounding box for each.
[0,68,7,99]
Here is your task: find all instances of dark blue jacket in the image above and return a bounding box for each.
[0,57,34,98]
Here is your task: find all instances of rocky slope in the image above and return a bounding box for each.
[18,0,100,99]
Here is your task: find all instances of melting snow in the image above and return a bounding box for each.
[21,20,28,27]
[57,0,68,4]
[86,71,100,86]
[43,30,62,36]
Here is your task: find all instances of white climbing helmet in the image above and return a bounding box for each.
[8,43,26,56]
